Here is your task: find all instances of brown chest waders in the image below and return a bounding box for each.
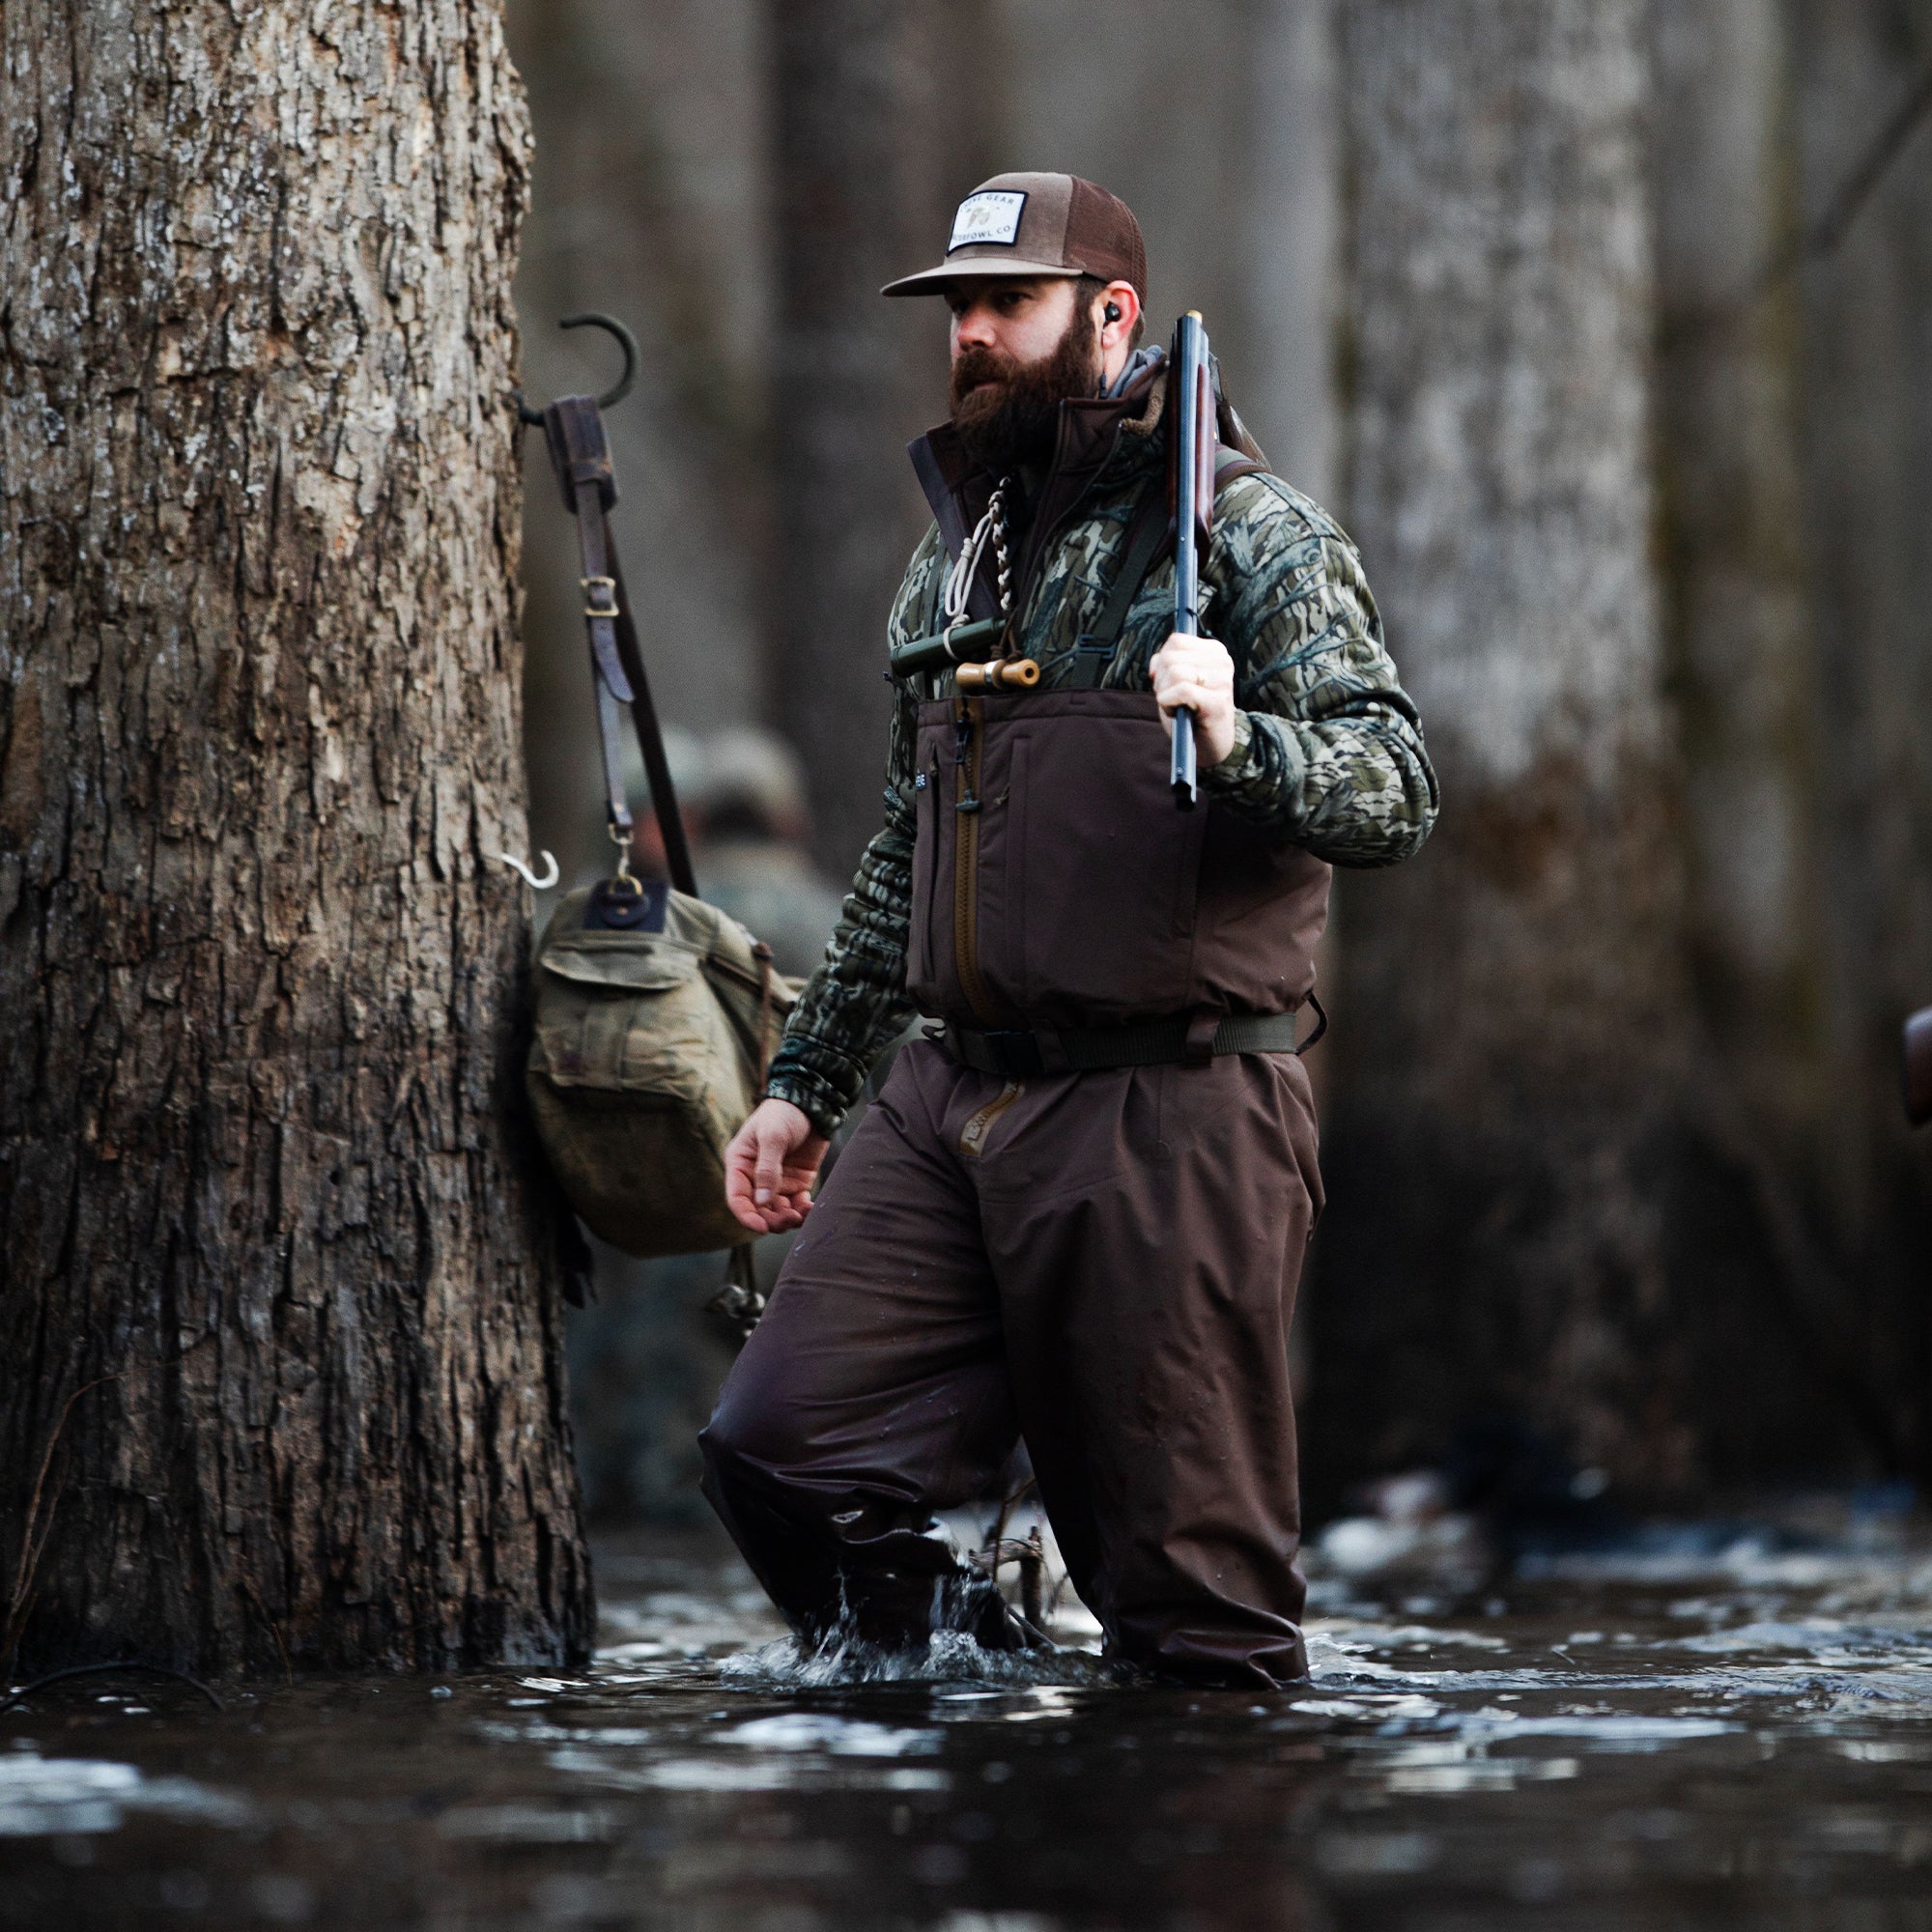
[701,375,1333,1690]
[702,695,1331,1686]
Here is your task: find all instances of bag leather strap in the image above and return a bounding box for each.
[541,395,699,899]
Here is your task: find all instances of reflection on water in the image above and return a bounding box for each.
[9,1505,1932,1929]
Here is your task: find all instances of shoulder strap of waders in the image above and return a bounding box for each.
[1068,450,1270,690]
[541,394,698,898]
[1068,486,1170,689]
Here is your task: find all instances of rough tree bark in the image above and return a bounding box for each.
[0,0,591,1674]
[1309,0,1862,1501]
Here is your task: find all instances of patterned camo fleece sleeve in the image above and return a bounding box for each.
[762,534,939,1137]
[766,486,1438,1135]
[1196,472,1438,862]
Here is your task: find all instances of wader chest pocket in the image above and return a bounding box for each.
[908,692,1209,1028]
[1002,708,1207,1024]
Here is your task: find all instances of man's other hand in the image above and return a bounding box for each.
[725,1098,828,1236]
[1150,632,1238,766]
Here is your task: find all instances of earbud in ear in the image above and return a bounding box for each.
[1104,302,1122,324]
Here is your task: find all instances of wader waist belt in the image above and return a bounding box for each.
[940,999,1324,1079]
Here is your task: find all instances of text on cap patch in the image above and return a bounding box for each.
[949,190,1028,252]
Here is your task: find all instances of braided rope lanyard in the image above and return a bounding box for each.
[940,478,1014,658]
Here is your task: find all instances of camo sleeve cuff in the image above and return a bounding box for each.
[757,555,936,1139]
[1202,708,1311,811]
[1206,475,1439,866]
[764,1065,861,1144]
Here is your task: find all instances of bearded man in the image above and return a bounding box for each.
[701,173,1437,1689]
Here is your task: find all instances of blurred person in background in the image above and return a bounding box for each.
[568,729,845,1524]
[676,727,845,980]
[703,174,1437,1685]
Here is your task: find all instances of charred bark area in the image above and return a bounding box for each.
[1308,0,1870,1508]
[0,0,591,1673]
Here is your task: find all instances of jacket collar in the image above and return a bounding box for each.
[907,359,1168,624]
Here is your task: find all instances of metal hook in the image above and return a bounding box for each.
[608,820,639,891]
[516,312,640,425]
[493,849,560,891]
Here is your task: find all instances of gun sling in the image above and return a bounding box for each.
[939,998,1325,1079]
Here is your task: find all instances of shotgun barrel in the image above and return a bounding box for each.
[1168,311,1216,810]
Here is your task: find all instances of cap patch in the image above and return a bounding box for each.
[949,189,1027,252]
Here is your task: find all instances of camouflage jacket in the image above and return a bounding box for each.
[765,370,1438,1136]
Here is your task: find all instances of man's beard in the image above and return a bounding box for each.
[950,303,1102,476]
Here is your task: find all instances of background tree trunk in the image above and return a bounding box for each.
[1654,0,1824,1155]
[509,0,776,894]
[0,0,591,1674]
[1791,0,1932,1477]
[1308,0,1859,1503]
[1642,0,1898,1477]
[767,0,993,879]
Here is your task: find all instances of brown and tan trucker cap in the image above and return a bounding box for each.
[881,172,1147,300]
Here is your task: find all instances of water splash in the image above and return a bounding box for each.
[721,1626,1122,1690]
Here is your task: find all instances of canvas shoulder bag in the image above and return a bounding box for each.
[524,393,795,1312]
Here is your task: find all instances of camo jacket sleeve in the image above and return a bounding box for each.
[1197,473,1438,866]
[762,529,942,1137]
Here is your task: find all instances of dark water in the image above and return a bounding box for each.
[8,1506,1932,1930]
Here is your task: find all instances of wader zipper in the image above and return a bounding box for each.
[945,440,1122,1034]
[958,1079,1023,1157]
[952,695,1001,1025]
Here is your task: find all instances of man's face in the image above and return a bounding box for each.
[947,278,1082,382]
[945,277,1102,476]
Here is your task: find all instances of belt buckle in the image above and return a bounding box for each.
[979,1030,1043,1078]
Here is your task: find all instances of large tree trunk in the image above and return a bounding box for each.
[1308,0,1863,1503]
[0,0,591,1674]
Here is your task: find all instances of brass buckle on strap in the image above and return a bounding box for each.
[582,575,618,618]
